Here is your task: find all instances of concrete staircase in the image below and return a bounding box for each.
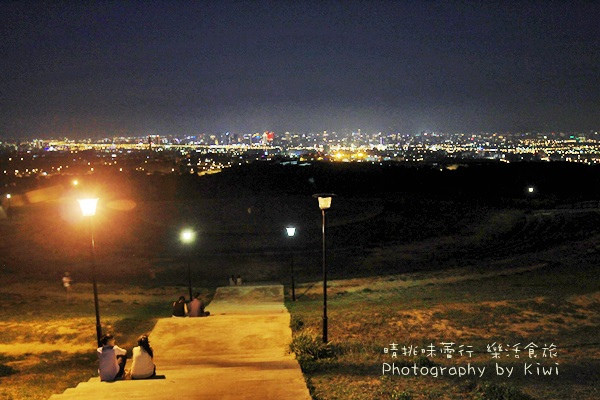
[49,284,310,400]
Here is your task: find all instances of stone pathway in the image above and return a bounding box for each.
[49,284,311,400]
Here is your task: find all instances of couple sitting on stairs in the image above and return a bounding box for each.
[97,333,156,381]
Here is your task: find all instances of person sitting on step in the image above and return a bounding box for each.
[188,292,210,317]
[97,333,127,381]
[172,296,188,317]
[130,334,156,379]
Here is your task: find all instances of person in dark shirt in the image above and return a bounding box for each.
[172,296,188,317]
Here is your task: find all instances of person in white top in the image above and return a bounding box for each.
[130,334,156,379]
[97,334,127,381]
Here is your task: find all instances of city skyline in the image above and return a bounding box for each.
[1,1,599,138]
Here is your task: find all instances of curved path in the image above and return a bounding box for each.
[49,284,310,400]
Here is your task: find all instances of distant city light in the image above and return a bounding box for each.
[286,227,296,237]
[72,179,79,186]
[6,194,11,199]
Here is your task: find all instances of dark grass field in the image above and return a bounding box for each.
[285,247,600,400]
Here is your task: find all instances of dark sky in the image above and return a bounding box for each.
[1,1,599,138]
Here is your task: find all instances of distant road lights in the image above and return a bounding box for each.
[77,197,102,347]
[312,193,336,343]
[180,228,196,301]
[286,226,297,301]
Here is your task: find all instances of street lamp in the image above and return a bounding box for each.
[5,194,11,220]
[525,186,536,212]
[180,228,196,301]
[77,197,102,347]
[286,226,297,301]
[313,193,335,343]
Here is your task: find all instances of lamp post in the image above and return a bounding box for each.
[286,226,297,301]
[6,194,11,220]
[78,198,102,347]
[525,185,536,212]
[313,193,335,343]
[180,228,196,301]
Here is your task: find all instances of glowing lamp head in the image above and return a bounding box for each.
[318,197,332,210]
[528,186,535,193]
[6,194,11,199]
[72,179,79,186]
[180,229,195,244]
[78,198,99,217]
[286,227,296,237]
[313,193,335,210]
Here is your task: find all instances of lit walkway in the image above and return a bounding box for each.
[49,284,310,400]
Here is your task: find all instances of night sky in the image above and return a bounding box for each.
[1,1,599,138]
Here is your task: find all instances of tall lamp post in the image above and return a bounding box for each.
[313,193,335,343]
[180,228,196,301]
[6,194,11,220]
[526,185,536,212]
[286,226,297,301]
[78,198,102,347]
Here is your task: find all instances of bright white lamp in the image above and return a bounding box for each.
[78,198,99,217]
[180,229,195,244]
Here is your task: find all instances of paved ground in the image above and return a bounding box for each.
[49,284,311,400]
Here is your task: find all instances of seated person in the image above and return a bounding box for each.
[172,296,188,317]
[130,334,156,379]
[97,333,127,381]
[188,292,210,317]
